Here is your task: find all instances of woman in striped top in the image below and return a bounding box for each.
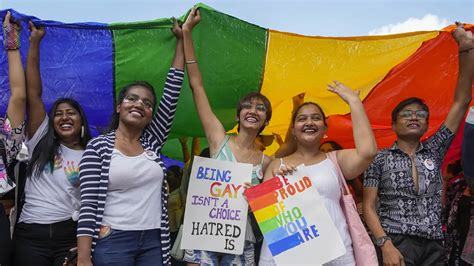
[76,20,185,266]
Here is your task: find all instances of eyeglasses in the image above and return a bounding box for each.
[123,94,154,110]
[398,110,429,119]
[241,102,267,113]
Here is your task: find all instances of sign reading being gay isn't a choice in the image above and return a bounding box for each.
[181,156,252,254]
[245,165,345,265]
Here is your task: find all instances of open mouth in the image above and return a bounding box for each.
[407,123,420,129]
[60,123,74,130]
[302,126,317,133]
[130,109,144,118]
[244,116,258,123]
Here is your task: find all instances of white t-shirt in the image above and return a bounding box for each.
[102,148,164,230]
[19,117,83,224]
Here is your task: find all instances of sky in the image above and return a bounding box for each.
[0,0,473,37]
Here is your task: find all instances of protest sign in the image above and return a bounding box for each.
[245,165,345,264]
[181,156,252,254]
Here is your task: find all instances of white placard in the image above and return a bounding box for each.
[180,156,252,254]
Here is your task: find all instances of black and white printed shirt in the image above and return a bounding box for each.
[364,125,455,239]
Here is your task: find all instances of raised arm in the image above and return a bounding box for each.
[146,19,184,150]
[182,8,226,153]
[4,12,26,129]
[25,21,45,139]
[444,23,474,133]
[327,81,377,179]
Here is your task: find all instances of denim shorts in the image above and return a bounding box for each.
[184,241,255,266]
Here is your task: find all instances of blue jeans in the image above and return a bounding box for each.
[93,229,163,266]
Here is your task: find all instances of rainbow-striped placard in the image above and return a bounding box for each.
[245,165,346,265]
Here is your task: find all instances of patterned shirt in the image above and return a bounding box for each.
[364,125,454,239]
[0,117,24,196]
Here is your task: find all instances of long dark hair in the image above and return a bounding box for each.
[26,98,91,178]
[107,81,157,132]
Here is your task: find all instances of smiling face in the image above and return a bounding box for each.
[116,85,155,130]
[292,103,327,145]
[53,102,82,143]
[392,103,429,139]
[237,98,268,133]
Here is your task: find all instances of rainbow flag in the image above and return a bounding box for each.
[0,4,472,159]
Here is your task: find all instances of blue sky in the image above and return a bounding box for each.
[0,0,473,36]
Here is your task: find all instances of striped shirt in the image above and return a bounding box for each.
[77,68,184,265]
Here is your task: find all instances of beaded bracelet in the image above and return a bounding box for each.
[3,21,21,50]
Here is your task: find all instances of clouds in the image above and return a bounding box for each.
[369,14,450,35]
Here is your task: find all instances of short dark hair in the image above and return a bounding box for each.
[391,97,429,123]
[108,81,157,131]
[291,102,327,126]
[236,92,272,134]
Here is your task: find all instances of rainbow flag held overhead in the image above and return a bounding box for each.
[0,4,472,159]
[245,166,345,264]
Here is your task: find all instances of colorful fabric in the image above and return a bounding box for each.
[0,117,23,196]
[77,68,184,265]
[364,125,455,240]
[0,7,472,160]
[2,19,20,50]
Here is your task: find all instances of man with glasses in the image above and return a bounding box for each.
[363,24,474,265]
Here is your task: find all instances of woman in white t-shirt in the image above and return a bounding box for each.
[260,82,377,265]
[12,23,92,266]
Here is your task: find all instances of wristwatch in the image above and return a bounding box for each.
[374,235,391,247]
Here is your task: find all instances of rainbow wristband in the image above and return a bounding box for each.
[3,22,21,50]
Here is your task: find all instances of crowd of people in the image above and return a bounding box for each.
[1,7,474,266]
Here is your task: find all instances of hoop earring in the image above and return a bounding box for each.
[81,126,84,139]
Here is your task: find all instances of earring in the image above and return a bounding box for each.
[81,126,84,139]
[323,134,328,139]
